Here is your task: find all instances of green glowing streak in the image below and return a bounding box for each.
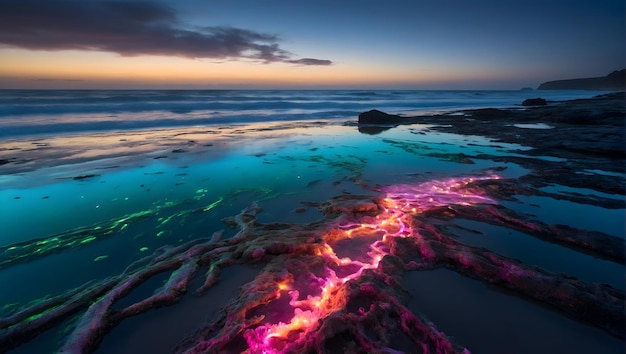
[156,231,166,238]
[159,214,176,225]
[0,185,279,271]
[139,247,149,252]
[202,197,224,212]
[24,305,60,323]
[110,209,153,229]
[36,237,59,246]
[0,200,178,271]
[80,236,97,244]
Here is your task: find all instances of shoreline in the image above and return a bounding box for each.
[0,92,624,353]
[0,120,336,176]
[1,92,624,176]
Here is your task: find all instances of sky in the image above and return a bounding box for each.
[0,0,624,90]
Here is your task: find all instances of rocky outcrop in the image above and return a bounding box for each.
[521,97,547,106]
[358,109,403,124]
[538,69,625,90]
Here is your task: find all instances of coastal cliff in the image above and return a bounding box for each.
[538,69,625,90]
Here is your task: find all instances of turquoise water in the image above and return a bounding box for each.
[0,124,521,305]
[1,124,524,240]
[1,117,623,352]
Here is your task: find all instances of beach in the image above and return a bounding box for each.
[0,90,624,353]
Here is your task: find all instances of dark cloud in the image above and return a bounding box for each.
[287,58,333,66]
[0,0,331,65]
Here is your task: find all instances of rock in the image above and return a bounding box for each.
[470,108,507,120]
[522,97,547,106]
[357,125,392,135]
[358,110,403,124]
[538,69,625,90]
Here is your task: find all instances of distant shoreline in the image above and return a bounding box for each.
[537,69,625,90]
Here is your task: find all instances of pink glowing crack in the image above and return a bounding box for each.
[244,175,499,353]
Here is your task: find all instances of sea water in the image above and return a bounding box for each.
[0,89,610,138]
[0,90,623,353]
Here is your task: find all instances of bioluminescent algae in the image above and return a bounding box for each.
[1,175,622,353]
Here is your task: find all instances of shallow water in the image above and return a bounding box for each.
[1,124,527,246]
[449,219,624,289]
[404,269,624,354]
[0,114,623,352]
[501,196,625,238]
[97,265,262,354]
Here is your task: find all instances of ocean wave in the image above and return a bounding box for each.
[0,110,362,137]
[0,89,610,138]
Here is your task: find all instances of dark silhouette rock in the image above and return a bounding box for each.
[538,69,625,90]
[358,109,403,124]
[357,125,393,135]
[522,97,547,106]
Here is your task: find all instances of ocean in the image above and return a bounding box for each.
[0,89,623,353]
[0,89,609,138]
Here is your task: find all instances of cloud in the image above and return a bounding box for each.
[286,58,333,66]
[0,0,331,65]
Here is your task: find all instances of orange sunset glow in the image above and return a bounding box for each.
[0,0,623,89]
[0,49,469,89]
